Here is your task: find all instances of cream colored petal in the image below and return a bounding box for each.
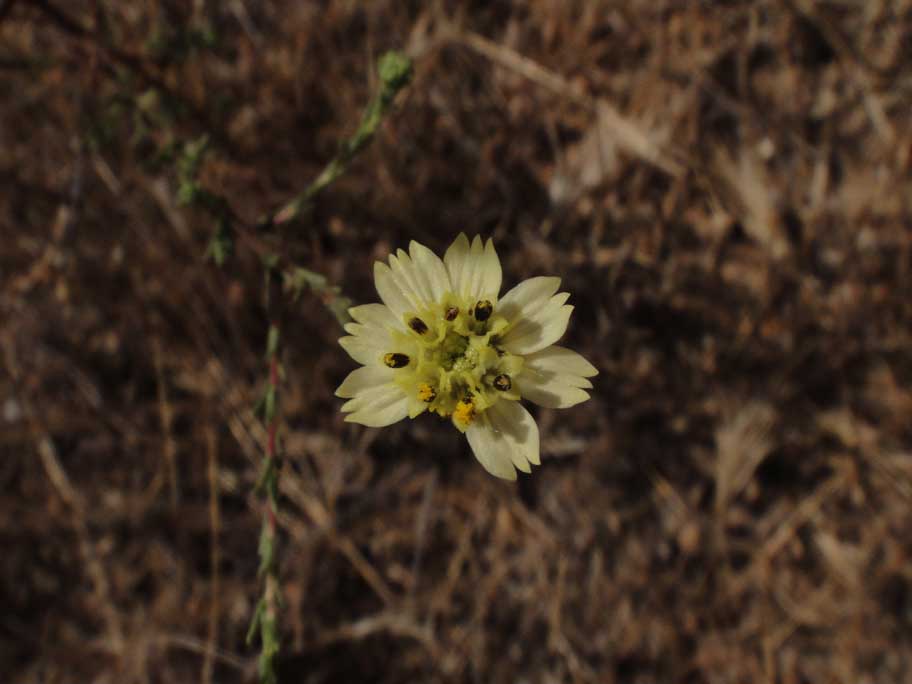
[478,238,502,301]
[388,250,431,310]
[487,399,540,469]
[339,332,417,366]
[516,345,597,408]
[464,236,482,299]
[338,334,386,365]
[444,233,471,298]
[340,303,406,365]
[465,415,517,480]
[341,381,410,427]
[348,303,405,332]
[345,398,410,427]
[409,240,452,303]
[516,376,589,409]
[526,345,598,378]
[500,283,574,354]
[496,276,561,321]
[395,249,428,303]
[374,261,413,319]
[335,365,394,398]
[443,233,469,270]
[444,234,501,302]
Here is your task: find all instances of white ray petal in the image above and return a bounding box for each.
[499,277,573,354]
[338,334,387,366]
[340,303,407,365]
[464,400,541,479]
[496,276,561,321]
[409,240,452,303]
[465,414,517,481]
[487,399,540,467]
[388,251,429,311]
[516,345,598,408]
[348,303,405,331]
[374,261,413,319]
[478,238,502,301]
[444,233,502,302]
[444,233,470,298]
[335,365,395,398]
[340,379,410,427]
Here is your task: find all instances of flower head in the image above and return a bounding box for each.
[336,234,597,480]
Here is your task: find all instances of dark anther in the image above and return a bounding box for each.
[473,300,493,321]
[444,306,459,321]
[409,317,429,334]
[383,352,410,368]
[493,374,512,391]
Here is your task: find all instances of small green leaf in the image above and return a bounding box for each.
[205,216,233,266]
[177,134,210,180]
[378,51,413,94]
[246,598,265,645]
[284,267,353,325]
[262,612,279,652]
[176,182,198,207]
[257,521,274,577]
[265,325,280,359]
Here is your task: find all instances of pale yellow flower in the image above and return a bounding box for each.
[336,234,597,480]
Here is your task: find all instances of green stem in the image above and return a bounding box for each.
[243,51,412,684]
[248,322,282,684]
[269,51,412,227]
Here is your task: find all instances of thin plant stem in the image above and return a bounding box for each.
[244,51,413,684]
[248,321,282,684]
[267,51,413,227]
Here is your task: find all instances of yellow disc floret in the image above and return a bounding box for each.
[417,383,437,403]
[384,296,523,427]
[452,397,476,431]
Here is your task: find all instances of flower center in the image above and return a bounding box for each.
[384,297,523,431]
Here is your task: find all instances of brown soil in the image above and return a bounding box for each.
[3,2,912,683]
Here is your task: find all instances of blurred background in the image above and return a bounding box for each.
[3,1,912,682]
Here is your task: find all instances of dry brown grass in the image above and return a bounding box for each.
[3,1,912,682]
